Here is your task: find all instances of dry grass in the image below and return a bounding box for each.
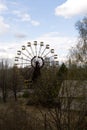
[0,99,87,130]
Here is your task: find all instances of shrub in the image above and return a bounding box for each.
[22,91,29,98]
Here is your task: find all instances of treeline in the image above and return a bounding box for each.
[0,57,86,103]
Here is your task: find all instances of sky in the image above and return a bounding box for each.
[0,0,87,65]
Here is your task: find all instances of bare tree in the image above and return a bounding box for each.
[10,66,24,101]
[69,17,87,66]
[0,60,8,102]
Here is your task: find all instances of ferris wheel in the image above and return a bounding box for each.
[15,41,58,68]
[15,41,58,81]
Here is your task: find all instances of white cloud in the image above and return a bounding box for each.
[55,0,87,18]
[0,16,10,34]
[13,10,40,26]
[0,42,21,64]
[0,2,9,34]
[13,11,31,21]
[0,3,8,12]
[0,48,7,52]
[10,1,18,6]
[36,32,76,49]
[31,20,40,26]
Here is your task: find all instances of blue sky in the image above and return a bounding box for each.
[0,0,87,63]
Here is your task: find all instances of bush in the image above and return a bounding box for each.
[22,91,29,98]
[0,103,43,130]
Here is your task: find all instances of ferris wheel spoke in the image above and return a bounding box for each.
[27,42,34,56]
[30,46,35,56]
[38,42,44,56]
[21,51,31,60]
[25,48,33,57]
[34,41,37,56]
[47,54,58,59]
[43,49,56,59]
[38,45,43,56]
[22,45,32,58]
[17,57,31,62]
[36,46,37,56]
[38,46,42,56]
[15,63,31,65]
[43,50,51,58]
[40,47,46,57]
[34,45,37,56]
[40,44,50,57]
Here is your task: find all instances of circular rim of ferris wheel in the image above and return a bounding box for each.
[14,41,58,68]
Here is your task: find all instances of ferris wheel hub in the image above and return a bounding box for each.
[31,56,44,68]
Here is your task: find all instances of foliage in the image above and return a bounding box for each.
[0,60,8,102]
[22,90,30,98]
[31,67,59,107]
[69,17,87,66]
[76,17,87,39]
[0,103,44,130]
[57,63,68,84]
